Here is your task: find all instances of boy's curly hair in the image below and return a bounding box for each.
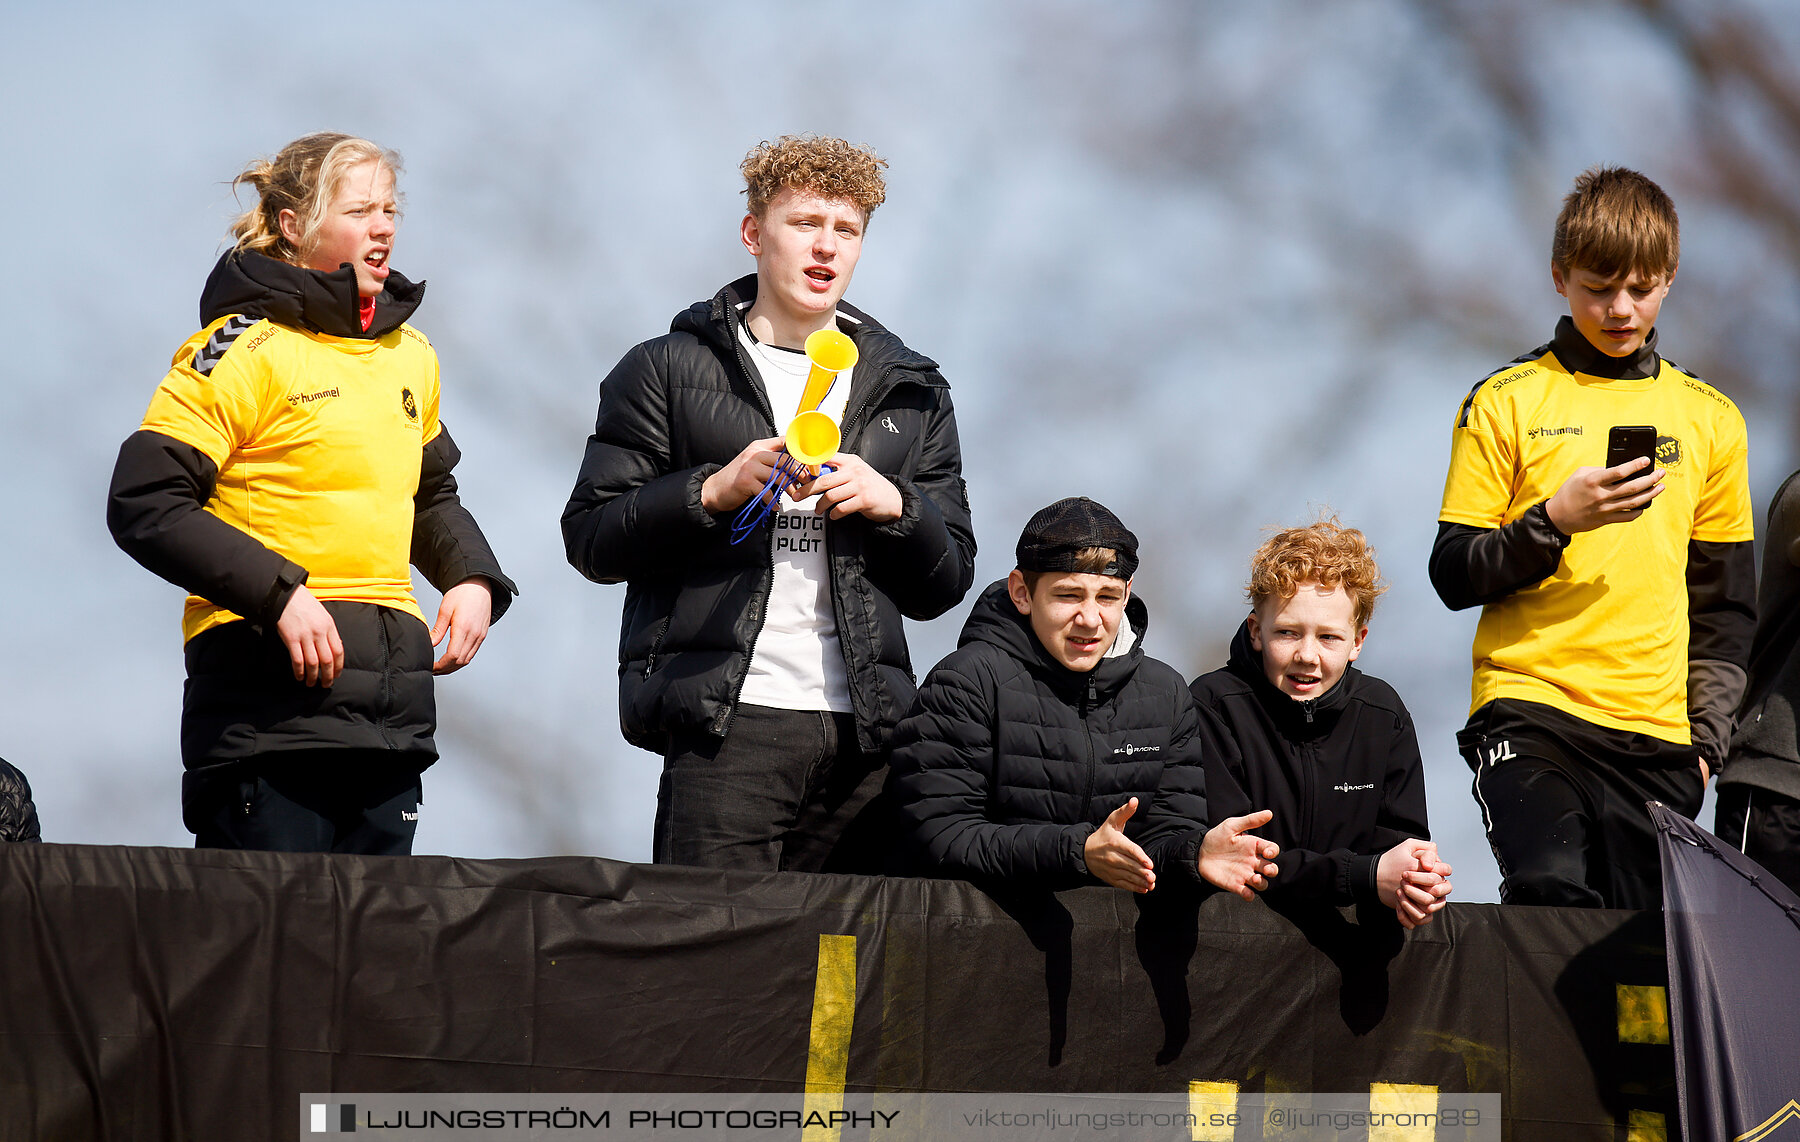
[1553,166,1679,281]
[1246,517,1386,629]
[740,135,887,221]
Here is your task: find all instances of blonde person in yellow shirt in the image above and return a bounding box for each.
[108,133,515,854]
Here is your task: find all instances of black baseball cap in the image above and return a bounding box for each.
[1015,497,1139,580]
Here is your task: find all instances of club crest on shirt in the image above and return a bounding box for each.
[1656,435,1683,468]
[401,387,418,420]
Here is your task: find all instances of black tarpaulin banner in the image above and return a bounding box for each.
[1653,803,1800,1142]
[0,843,1688,1140]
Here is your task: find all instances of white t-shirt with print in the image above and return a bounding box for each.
[736,320,855,713]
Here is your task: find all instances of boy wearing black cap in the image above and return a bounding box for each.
[888,498,1279,895]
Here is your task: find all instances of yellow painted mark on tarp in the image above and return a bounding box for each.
[803,934,857,1142]
[1369,1084,1437,1142]
[1616,983,1671,1044]
[1628,1108,1668,1141]
[1187,1080,1238,1141]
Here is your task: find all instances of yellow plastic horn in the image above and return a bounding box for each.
[798,329,858,414]
[786,410,841,473]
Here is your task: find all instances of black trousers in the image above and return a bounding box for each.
[1458,699,1705,910]
[1714,783,1800,898]
[182,750,425,855]
[654,704,891,874]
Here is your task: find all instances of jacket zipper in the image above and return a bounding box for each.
[1290,697,1320,844]
[825,359,900,749]
[1080,676,1099,817]
[643,614,671,678]
[718,311,780,737]
[377,609,396,749]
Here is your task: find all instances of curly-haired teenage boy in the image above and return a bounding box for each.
[563,136,975,872]
[1432,167,1756,909]
[1190,520,1452,927]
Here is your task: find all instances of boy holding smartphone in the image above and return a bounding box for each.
[1430,166,1755,909]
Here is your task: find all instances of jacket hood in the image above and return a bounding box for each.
[959,579,1149,700]
[671,274,941,376]
[199,250,425,339]
[1225,617,1355,736]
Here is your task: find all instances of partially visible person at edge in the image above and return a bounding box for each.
[1191,518,1452,928]
[1431,166,1754,909]
[0,759,41,843]
[108,132,516,855]
[887,498,1280,898]
[1715,467,1800,896]
[562,135,975,874]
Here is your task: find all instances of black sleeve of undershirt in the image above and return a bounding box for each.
[106,429,307,632]
[413,424,518,624]
[1428,501,1571,611]
[1688,538,1757,764]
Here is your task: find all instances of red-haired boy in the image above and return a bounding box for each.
[1191,520,1451,927]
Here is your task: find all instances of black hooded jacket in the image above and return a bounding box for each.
[1189,621,1429,907]
[1722,467,1800,800]
[562,275,975,754]
[887,581,1212,890]
[107,251,516,766]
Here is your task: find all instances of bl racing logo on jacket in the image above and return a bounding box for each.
[1113,743,1161,756]
[1656,435,1683,468]
[401,387,419,420]
[1333,782,1375,793]
[286,387,341,407]
[1527,425,1583,439]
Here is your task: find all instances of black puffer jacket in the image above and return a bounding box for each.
[108,251,516,766]
[887,581,1212,889]
[562,275,975,754]
[0,759,40,843]
[1189,621,1429,906]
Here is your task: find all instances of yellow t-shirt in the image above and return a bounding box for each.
[1438,339,1753,743]
[140,314,441,642]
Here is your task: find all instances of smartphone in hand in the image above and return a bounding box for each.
[1606,425,1657,507]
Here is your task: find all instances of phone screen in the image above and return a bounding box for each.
[1607,425,1657,499]
[1606,426,1655,469]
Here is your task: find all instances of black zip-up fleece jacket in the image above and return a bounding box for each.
[887,581,1212,890]
[562,275,976,754]
[108,251,516,766]
[1189,621,1429,907]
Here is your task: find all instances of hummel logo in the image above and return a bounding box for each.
[1113,743,1160,756]
[882,415,899,433]
[402,810,418,822]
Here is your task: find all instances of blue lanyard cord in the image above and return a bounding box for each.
[727,458,836,545]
